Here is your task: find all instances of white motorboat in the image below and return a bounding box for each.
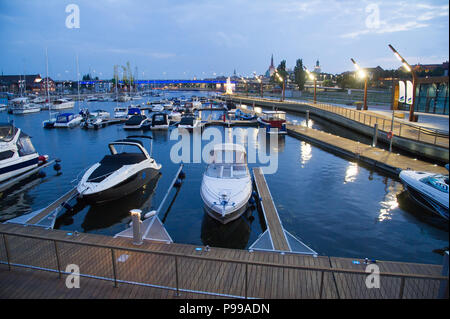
[123,114,150,130]
[257,110,287,134]
[399,168,449,220]
[86,95,98,102]
[10,97,40,114]
[119,94,131,102]
[150,112,169,130]
[77,136,161,203]
[168,111,182,123]
[53,113,83,128]
[178,114,201,130]
[114,106,129,118]
[200,143,252,224]
[152,104,164,112]
[0,123,48,183]
[51,98,75,110]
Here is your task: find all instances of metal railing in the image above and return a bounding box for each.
[224,95,449,148]
[0,229,448,299]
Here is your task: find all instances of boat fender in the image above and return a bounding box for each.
[174,178,182,187]
[249,197,255,205]
[53,162,62,174]
[61,202,73,212]
[144,210,157,219]
[178,170,186,179]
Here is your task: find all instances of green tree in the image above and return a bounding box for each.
[270,60,288,86]
[293,59,306,91]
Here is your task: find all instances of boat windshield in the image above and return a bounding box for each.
[206,163,249,179]
[261,113,286,121]
[205,149,248,179]
[0,125,18,142]
[420,175,449,193]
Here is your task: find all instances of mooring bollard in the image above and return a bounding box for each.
[130,209,143,245]
[372,123,378,147]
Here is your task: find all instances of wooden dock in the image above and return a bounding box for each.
[252,168,290,252]
[0,222,447,299]
[287,124,448,175]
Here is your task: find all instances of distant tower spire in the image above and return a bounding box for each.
[271,54,274,67]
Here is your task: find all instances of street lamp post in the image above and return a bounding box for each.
[304,68,317,104]
[350,58,368,111]
[274,70,285,102]
[388,44,417,122]
[256,76,263,98]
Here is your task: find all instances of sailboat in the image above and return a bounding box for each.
[43,49,57,128]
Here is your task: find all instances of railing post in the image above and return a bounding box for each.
[53,240,61,279]
[319,271,324,299]
[245,263,248,299]
[175,255,180,296]
[399,277,405,299]
[111,248,118,288]
[382,119,385,131]
[434,132,438,145]
[438,251,449,299]
[2,234,11,271]
[399,123,402,137]
[417,127,421,141]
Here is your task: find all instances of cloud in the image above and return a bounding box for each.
[340,1,448,39]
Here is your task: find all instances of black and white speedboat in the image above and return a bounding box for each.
[0,123,48,183]
[150,112,169,130]
[399,168,449,220]
[178,113,201,130]
[123,114,150,130]
[77,136,161,203]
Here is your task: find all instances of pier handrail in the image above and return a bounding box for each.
[1,227,448,299]
[225,95,449,148]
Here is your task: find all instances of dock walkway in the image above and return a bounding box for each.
[287,124,448,175]
[0,223,447,299]
[252,168,289,251]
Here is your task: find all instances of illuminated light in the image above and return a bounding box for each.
[402,63,411,72]
[357,69,366,79]
[309,73,315,80]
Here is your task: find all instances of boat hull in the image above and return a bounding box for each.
[203,200,249,224]
[78,167,160,204]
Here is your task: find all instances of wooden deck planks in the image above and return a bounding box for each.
[0,223,446,299]
[252,168,290,252]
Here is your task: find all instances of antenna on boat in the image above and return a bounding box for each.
[76,54,81,111]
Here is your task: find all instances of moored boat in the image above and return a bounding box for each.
[200,143,252,224]
[77,137,161,203]
[257,110,287,134]
[399,168,449,220]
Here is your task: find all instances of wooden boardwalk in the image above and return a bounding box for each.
[287,124,448,175]
[252,168,290,252]
[0,223,447,299]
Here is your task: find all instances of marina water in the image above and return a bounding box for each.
[0,91,448,265]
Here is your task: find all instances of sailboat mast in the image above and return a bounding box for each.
[76,54,80,111]
[46,48,49,104]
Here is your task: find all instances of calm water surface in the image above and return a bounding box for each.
[0,91,447,264]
